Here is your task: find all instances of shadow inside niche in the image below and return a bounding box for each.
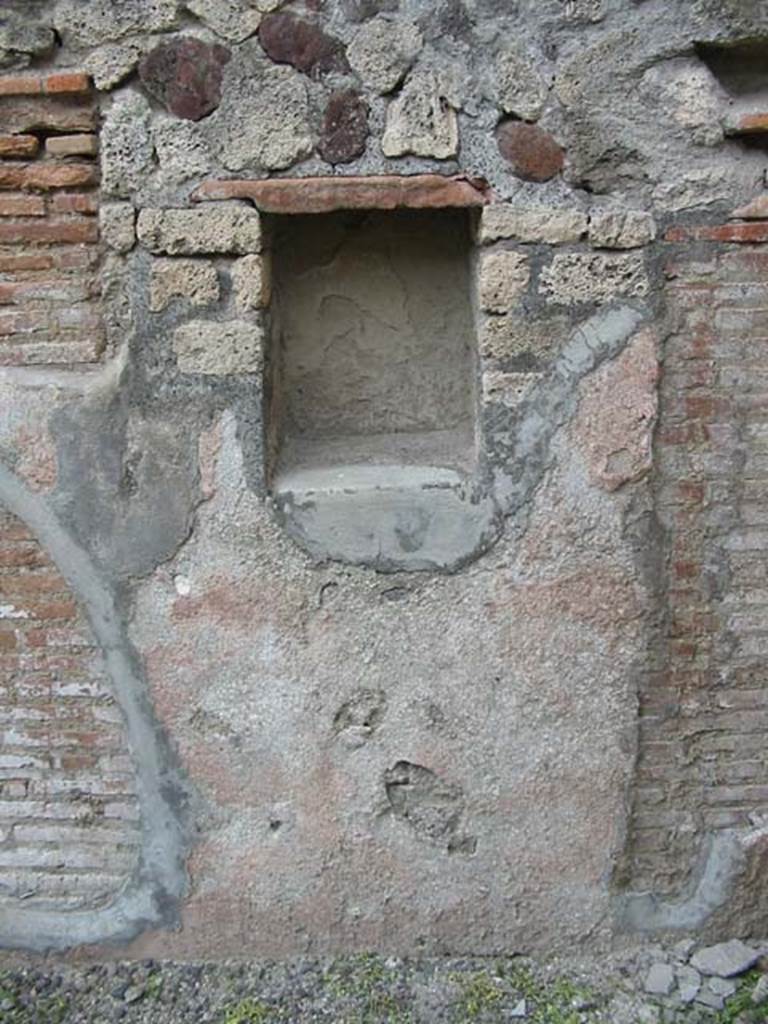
[695,39,768,99]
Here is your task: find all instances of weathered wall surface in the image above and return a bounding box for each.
[0,0,768,958]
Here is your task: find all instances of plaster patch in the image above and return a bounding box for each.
[571,327,660,491]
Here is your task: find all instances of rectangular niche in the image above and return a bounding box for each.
[266,207,478,485]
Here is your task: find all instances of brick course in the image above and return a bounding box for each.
[0,71,104,369]
[625,228,768,895]
[0,506,140,910]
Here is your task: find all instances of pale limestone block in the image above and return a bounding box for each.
[232,254,271,311]
[589,209,656,249]
[494,44,548,121]
[479,205,587,244]
[99,202,135,253]
[539,252,648,304]
[173,320,264,374]
[215,65,313,172]
[100,91,153,198]
[348,17,422,94]
[480,313,568,364]
[382,70,458,159]
[85,39,145,89]
[153,118,212,184]
[184,0,261,42]
[150,258,220,312]
[482,370,541,408]
[478,251,529,314]
[137,204,262,255]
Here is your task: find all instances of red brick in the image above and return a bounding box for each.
[53,247,99,269]
[0,163,98,191]
[0,253,53,272]
[0,545,47,568]
[0,195,46,217]
[43,73,91,96]
[0,77,42,97]
[0,310,49,335]
[0,337,104,366]
[0,95,96,135]
[0,572,67,597]
[0,134,39,158]
[0,218,98,244]
[50,192,98,215]
[0,279,92,304]
[665,222,768,243]
[732,113,768,134]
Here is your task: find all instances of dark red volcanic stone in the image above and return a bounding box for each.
[496,120,564,182]
[139,37,231,121]
[318,90,369,164]
[258,13,347,75]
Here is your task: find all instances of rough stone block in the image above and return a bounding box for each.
[478,251,530,314]
[231,254,271,311]
[347,17,422,94]
[481,369,541,408]
[150,258,220,312]
[0,13,55,70]
[54,0,179,47]
[212,64,313,172]
[640,58,724,147]
[100,91,153,198]
[99,202,135,253]
[690,940,761,978]
[732,195,768,220]
[539,252,648,304]
[479,313,568,366]
[644,963,675,996]
[85,40,146,90]
[589,210,656,249]
[137,205,262,255]
[153,118,212,184]
[479,205,587,244]
[173,319,263,374]
[494,44,548,121]
[382,70,458,159]
[184,0,262,42]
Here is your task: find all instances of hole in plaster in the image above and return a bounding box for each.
[267,208,478,480]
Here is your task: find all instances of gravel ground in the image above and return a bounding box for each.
[1,939,768,1023]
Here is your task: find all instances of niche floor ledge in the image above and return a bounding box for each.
[271,463,501,573]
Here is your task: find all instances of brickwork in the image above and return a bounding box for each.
[0,504,140,909]
[0,71,103,368]
[626,231,768,896]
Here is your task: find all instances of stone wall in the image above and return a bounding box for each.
[1,0,768,958]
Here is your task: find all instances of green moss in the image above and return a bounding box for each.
[712,969,768,1024]
[451,969,505,1021]
[221,997,278,1024]
[322,953,413,1024]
